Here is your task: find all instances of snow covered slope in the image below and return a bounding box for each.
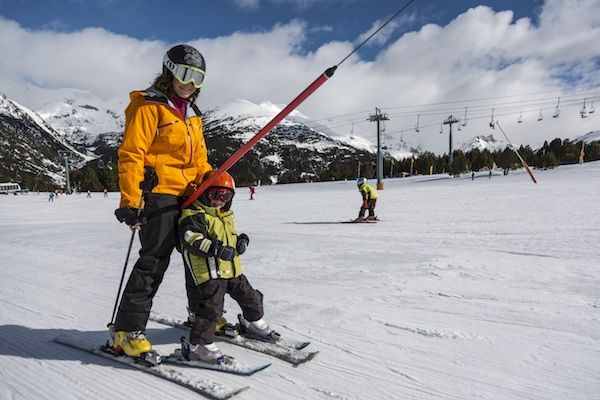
[461,134,506,152]
[574,130,600,143]
[37,97,124,146]
[1,162,599,400]
[0,93,89,187]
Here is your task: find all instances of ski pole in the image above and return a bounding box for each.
[107,167,158,328]
[182,0,418,208]
[495,121,538,184]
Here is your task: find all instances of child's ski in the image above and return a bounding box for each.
[150,314,318,366]
[162,348,271,376]
[54,334,248,400]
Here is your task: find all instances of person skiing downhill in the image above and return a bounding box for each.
[355,177,378,221]
[179,171,277,363]
[111,44,212,358]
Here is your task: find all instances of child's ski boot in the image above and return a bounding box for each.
[237,314,281,343]
[181,339,224,364]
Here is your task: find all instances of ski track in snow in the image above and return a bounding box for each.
[1,162,600,399]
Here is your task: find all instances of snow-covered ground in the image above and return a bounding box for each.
[1,162,599,400]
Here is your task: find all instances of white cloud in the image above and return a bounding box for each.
[355,14,416,47]
[1,0,600,154]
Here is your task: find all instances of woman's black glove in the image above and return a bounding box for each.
[236,233,250,255]
[114,207,146,226]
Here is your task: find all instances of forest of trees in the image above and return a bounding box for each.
[69,137,600,192]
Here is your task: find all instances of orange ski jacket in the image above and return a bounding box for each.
[118,88,212,207]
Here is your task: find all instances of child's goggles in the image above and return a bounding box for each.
[207,187,234,203]
[163,55,205,89]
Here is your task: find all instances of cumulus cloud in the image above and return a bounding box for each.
[1,0,600,153]
[355,14,416,47]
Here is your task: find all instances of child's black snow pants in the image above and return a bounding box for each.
[186,274,264,345]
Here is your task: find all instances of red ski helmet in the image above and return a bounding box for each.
[198,171,236,210]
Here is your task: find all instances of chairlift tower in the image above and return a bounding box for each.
[58,150,73,194]
[368,107,389,190]
[443,114,460,165]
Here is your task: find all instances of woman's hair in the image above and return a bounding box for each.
[151,70,176,98]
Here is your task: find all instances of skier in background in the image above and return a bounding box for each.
[248,185,256,200]
[111,44,212,358]
[355,177,378,221]
[178,171,277,363]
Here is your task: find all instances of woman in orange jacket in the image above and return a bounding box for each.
[112,44,212,357]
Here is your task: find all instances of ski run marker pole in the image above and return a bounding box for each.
[181,0,418,208]
[495,120,538,184]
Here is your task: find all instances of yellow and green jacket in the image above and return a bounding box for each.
[358,183,378,201]
[179,202,244,285]
[117,88,212,208]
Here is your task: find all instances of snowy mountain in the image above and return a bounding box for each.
[204,100,377,184]
[574,130,600,143]
[37,97,124,147]
[460,134,505,152]
[0,93,89,189]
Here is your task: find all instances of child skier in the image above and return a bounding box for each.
[178,171,278,363]
[355,177,378,221]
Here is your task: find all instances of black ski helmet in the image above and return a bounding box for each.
[164,44,206,72]
[163,45,206,91]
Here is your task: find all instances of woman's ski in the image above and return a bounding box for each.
[54,333,249,400]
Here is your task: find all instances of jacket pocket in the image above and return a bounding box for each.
[157,121,185,147]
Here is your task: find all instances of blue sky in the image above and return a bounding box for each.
[2,0,542,56]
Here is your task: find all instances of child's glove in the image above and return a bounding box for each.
[236,233,250,255]
[208,240,236,261]
[114,207,146,226]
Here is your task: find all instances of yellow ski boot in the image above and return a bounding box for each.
[112,330,152,357]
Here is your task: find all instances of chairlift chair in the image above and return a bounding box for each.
[517,112,523,123]
[461,107,468,127]
[415,114,420,133]
[589,101,595,114]
[489,108,495,129]
[580,99,588,119]
[537,109,543,121]
[552,97,560,118]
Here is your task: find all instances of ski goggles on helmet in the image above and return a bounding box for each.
[163,54,205,89]
[207,187,234,203]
